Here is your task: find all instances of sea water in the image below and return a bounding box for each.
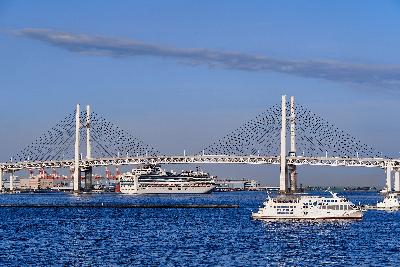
[0,191,399,266]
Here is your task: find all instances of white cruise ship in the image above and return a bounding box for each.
[252,192,363,220]
[120,165,216,194]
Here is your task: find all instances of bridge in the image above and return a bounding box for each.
[1,95,399,193]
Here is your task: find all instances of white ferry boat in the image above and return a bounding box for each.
[252,192,363,220]
[120,165,216,194]
[374,193,400,211]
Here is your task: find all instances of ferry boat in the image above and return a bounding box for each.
[252,192,363,220]
[120,165,216,194]
[373,193,400,211]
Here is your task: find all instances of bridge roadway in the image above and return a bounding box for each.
[0,155,397,172]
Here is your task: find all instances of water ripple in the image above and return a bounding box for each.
[0,192,398,266]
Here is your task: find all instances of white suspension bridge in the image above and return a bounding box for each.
[1,95,399,194]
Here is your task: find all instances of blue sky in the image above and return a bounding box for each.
[1,1,400,186]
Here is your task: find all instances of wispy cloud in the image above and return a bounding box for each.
[10,28,400,90]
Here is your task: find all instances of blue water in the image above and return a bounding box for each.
[0,192,399,266]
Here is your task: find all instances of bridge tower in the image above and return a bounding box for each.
[73,104,81,193]
[84,105,93,192]
[386,162,392,192]
[288,96,297,193]
[279,95,289,193]
[395,170,400,192]
[279,95,297,194]
[73,104,93,193]
[9,171,14,192]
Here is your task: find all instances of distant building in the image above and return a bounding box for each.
[244,180,259,190]
[216,180,245,191]
[52,177,73,191]
[3,178,20,190]
[40,177,54,189]
[29,176,39,190]
[215,179,261,191]
[20,178,30,190]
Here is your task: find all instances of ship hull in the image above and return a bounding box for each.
[252,212,363,220]
[120,185,215,194]
[366,206,399,211]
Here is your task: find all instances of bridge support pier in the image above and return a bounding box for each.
[386,163,392,192]
[394,171,400,192]
[0,169,2,191]
[289,165,297,192]
[9,171,14,192]
[84,167,93,191]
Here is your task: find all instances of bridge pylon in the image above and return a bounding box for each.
[73,104,81,193]
[386,163,400,193]
[9,171,14,192]
[385,162,393,193]
[395,170,400,192]
[279,95,289,194]
[73,104,93,193]
[84,105,93,192]
[279,95,298,194]
[288,96,297,193]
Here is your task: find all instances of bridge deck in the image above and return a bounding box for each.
[0,155,395,172]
